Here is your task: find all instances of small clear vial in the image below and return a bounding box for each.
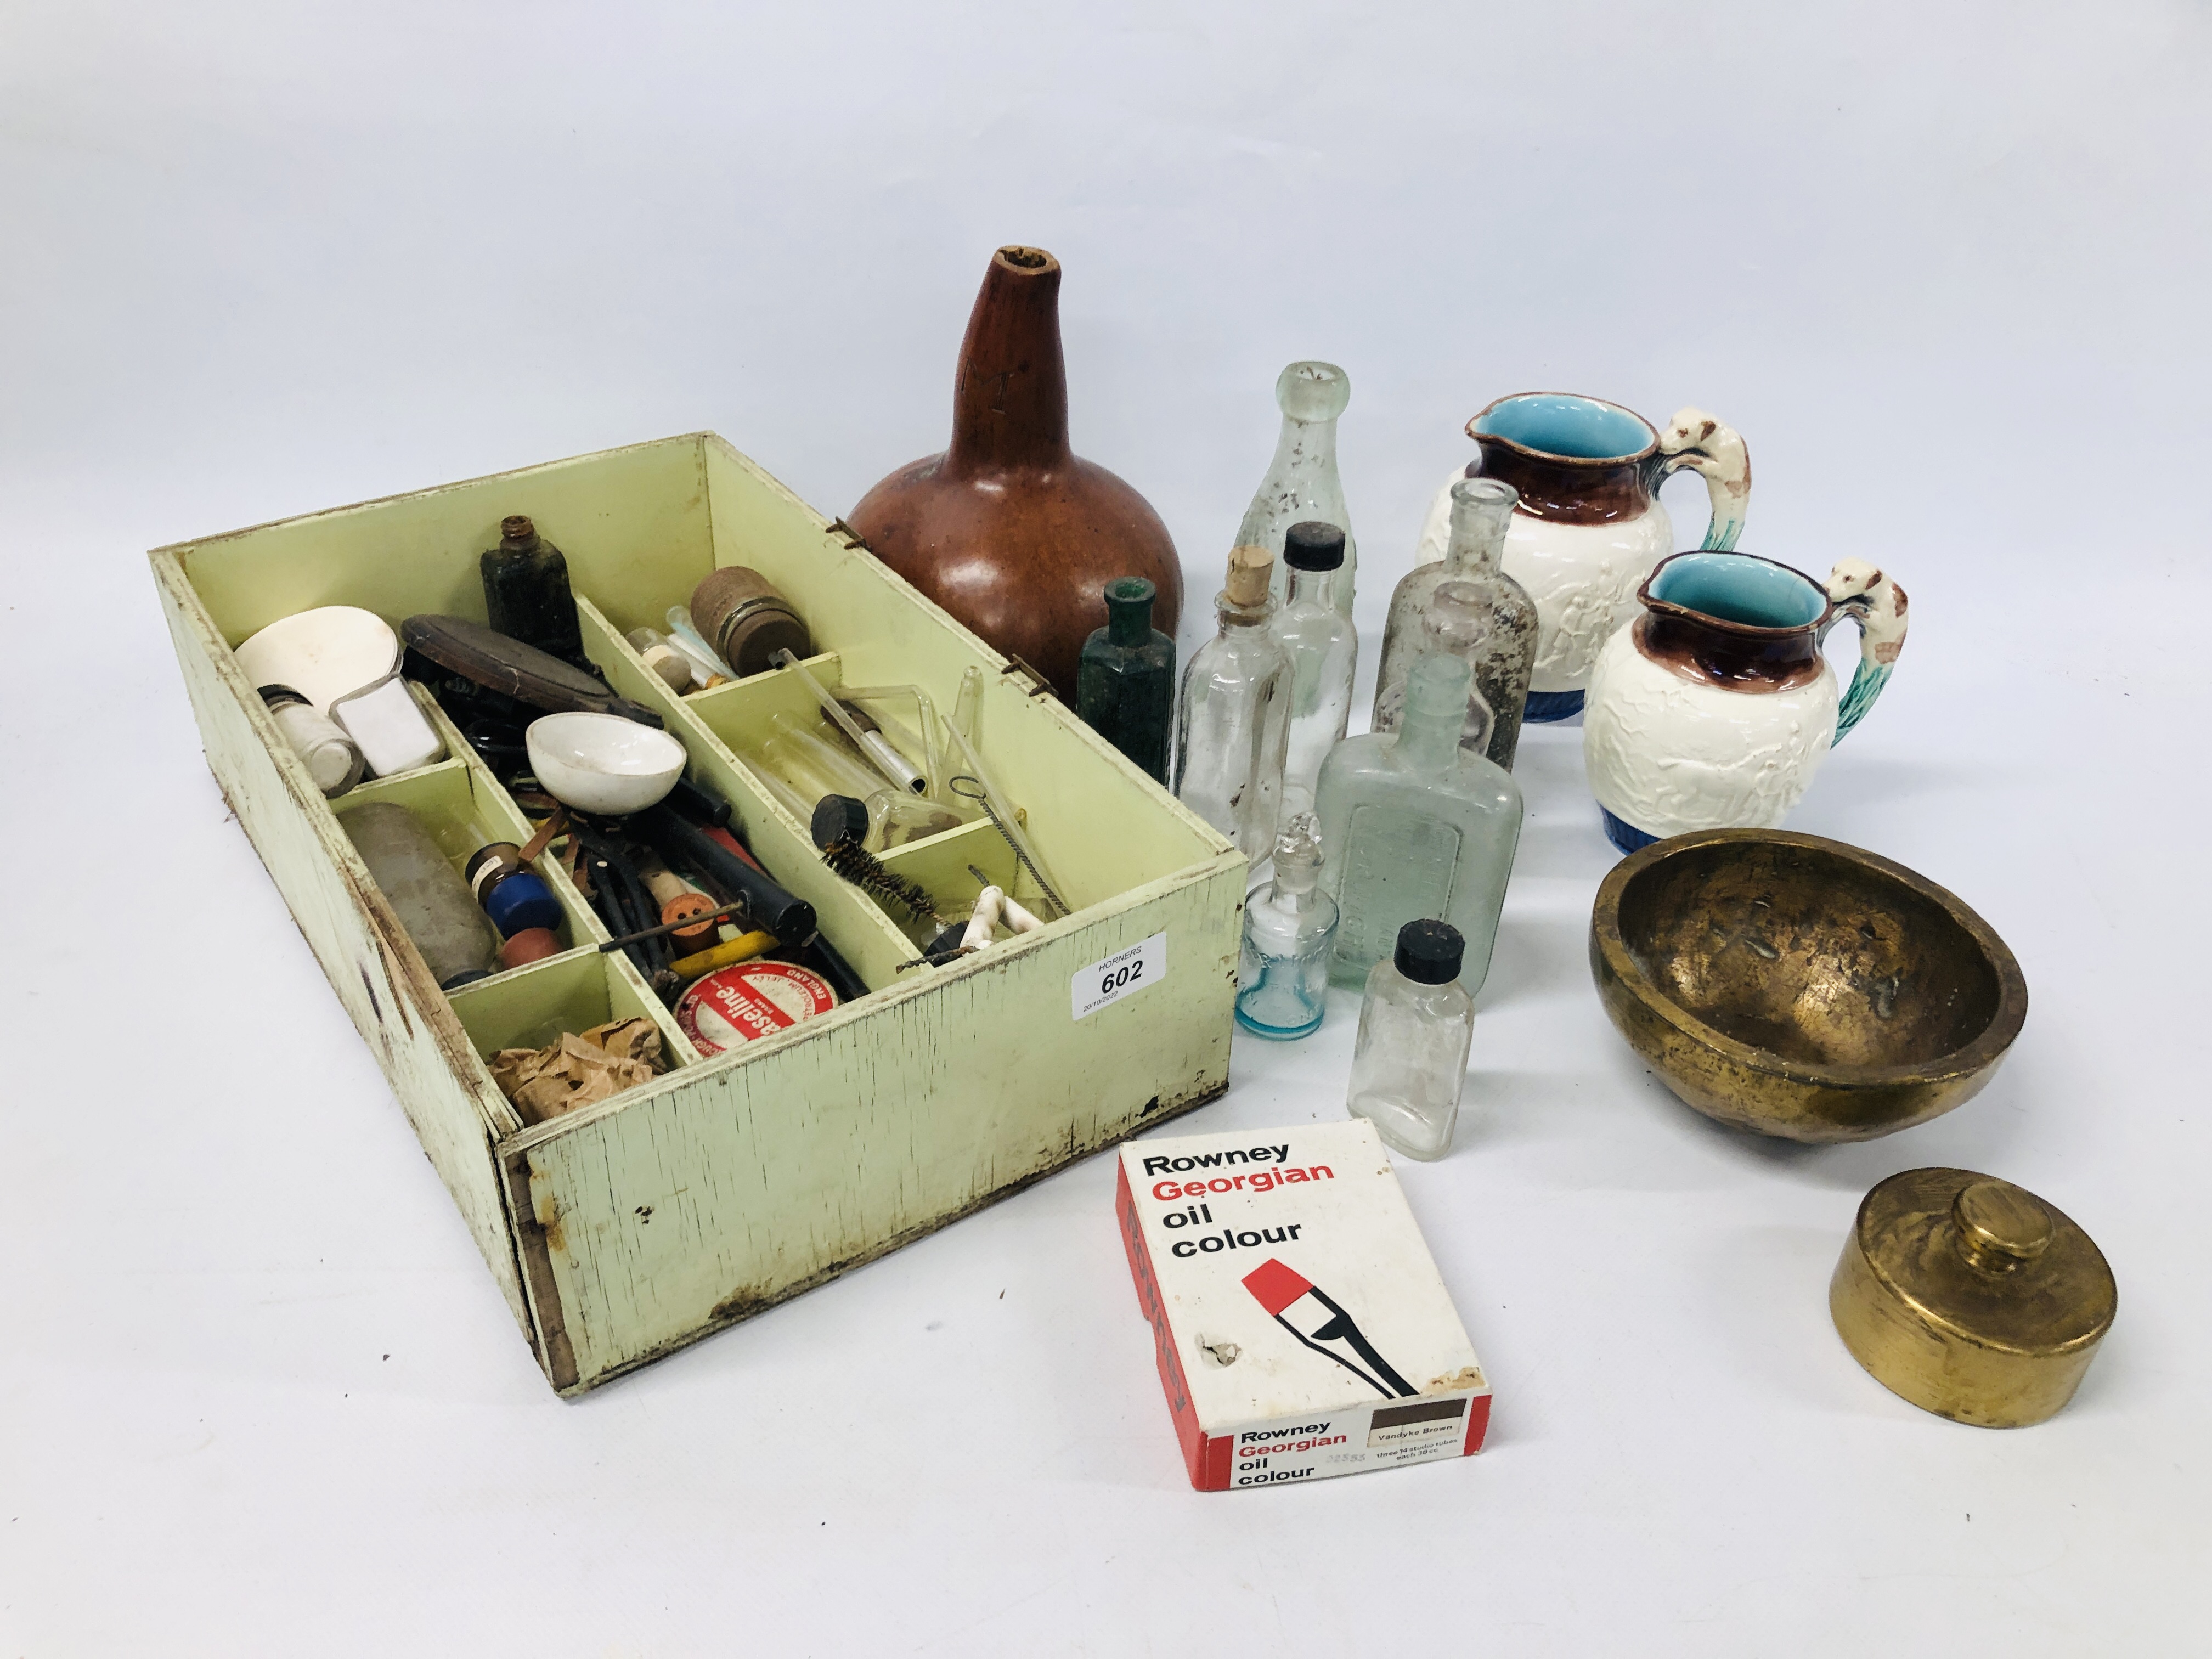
[626,627,702,692]
[1347,919,1476,1160]
[1235,813,1339,1039]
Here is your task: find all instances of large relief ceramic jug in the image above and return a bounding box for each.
[1416,394,1751,720]
[1582,551,1909,854]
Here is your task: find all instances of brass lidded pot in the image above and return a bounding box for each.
[1831,1167,2115,1428]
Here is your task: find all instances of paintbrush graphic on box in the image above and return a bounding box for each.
[1243,1258,1418,1400]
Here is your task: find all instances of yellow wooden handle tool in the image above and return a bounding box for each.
[669,930,777,983]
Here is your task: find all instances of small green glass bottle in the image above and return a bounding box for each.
[1077,577,1176,784]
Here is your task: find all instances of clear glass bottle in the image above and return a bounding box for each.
[259,685,364,798]
[1373,478,1539,771]
[1272,522,1359,817]
[1347,919,1476,1160]
[1315,652,1523,992]
[1172,544,1294,861]
[756,712,883,803]
[1237,361,1357,616]
[1076,577,1177,785]
[808,791,962,854]
[1235,813,1339,1040]
[751,717,958,846]
[625,627,703,693]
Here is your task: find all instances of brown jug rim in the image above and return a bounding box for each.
[1638,550,1834,639]
[1466,391,1659,466]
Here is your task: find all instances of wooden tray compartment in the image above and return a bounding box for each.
[151,432,1244,1393]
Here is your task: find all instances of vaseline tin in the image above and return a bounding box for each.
[675,961,838,1056]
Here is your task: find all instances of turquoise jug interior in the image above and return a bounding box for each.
[1474,394,1651,460]
[1649,553,1826,629]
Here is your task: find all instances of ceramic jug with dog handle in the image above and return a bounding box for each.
[1582,550,1909,854]
[1413,393,1751,720]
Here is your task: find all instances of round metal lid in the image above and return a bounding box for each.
[1852,1166,2115,1358]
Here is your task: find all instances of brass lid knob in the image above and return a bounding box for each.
[1953,1179,2052,1271]
[1830,1167,2115,1428]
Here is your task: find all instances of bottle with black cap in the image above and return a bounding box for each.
[1272,520,1359,815]
[1346,918,1476,1161]
[809,790,960,855]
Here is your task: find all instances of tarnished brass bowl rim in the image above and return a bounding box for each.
[1593,828,2029,1088]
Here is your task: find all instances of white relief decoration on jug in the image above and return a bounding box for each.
[1582,625,1839,840]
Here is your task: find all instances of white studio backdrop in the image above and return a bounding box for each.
[2,2,2207,1654]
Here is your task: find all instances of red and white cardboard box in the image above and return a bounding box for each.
[1115,1119,1491,1491]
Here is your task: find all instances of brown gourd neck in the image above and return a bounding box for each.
[945,246,1070,475]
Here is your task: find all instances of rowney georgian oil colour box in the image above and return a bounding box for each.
[1115,1120,1491,1491]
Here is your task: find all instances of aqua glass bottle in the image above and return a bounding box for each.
[1272,522,1358,817]
[1076,577,1177,784]
[1315,653,1523,993]
[1235,813,1339,1039]
[1373,478,1539,771]
[1237,362,1357,616]
[1172,545,1294,861]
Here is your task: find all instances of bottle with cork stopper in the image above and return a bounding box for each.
[1172,543,1294,861]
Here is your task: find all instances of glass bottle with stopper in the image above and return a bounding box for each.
[1076,577,1177,785]
[1237,360,1357,615]
[1172,543,1293,861]
[1347,919,1477,1161]
[1316,652,1523,994]
[1272,521,1358,816]
[1374,479,1539,771]
[1235,812,1339,1040]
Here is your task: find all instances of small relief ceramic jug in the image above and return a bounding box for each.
[1416,394,1751,720]
[1582,551,1909,854]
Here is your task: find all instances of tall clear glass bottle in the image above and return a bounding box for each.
[1347,919,1477,1160]
[1235,813,1339,1040]
[1373,478,1539,771]
[1237,361,1357,616]
[1315,652,1523,992]
[1076,577,1177,785]
[1173,544,1293,861]
[1272,522,1359,817]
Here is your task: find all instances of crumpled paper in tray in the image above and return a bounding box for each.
[490,1017,664,1122]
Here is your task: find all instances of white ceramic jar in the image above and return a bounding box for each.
[1414,395,1751,721]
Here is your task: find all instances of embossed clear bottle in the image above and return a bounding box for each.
[1237,361,1357,615]
[1235,814,1339,1040]
[1173,545,1294,861]
[1315,652,1523,993]
[1374,478,1539,771]
[1272,522,1358,816]
[1347,919,1476,1160]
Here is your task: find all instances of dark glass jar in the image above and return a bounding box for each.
[481,514,586,668]
[1076,577,1176,783]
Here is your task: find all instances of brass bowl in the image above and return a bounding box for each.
[1590,829,2028,1143]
